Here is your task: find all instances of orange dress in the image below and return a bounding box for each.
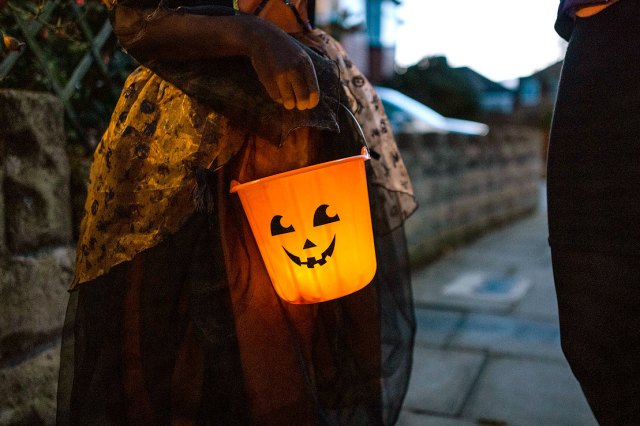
[59,1,417,425]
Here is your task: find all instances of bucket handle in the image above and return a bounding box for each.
[339,103,370,155]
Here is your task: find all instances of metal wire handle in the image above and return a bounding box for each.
[339,102,370,154]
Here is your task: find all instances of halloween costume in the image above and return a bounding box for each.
[548,0,640,424]
[57,1,417,424]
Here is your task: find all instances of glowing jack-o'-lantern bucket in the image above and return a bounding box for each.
[230,146,376,304]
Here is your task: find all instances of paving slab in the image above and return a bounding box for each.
[461,357,597,426]
[414,309,465,348]
[449,313,564,361]
[397,411,478,426]
[441,273,531,304]
[405,346,486,416]
[511,268,559,322]
[412,255,473,309]
[411,214,551,315]
[414,270,533,315]
[463,237,548,268]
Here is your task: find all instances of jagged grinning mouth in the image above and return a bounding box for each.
[283,236,336,268]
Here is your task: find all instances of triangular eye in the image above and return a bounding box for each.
[271,215,295,236]
[313,204,340,227]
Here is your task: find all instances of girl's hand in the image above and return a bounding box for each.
[249,29,320,111]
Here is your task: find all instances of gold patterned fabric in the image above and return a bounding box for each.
[73,67,247,287]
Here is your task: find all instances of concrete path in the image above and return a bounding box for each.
[398,194,598,425]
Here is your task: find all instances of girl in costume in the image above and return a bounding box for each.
[57,1,417,424]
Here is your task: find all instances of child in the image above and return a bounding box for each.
[57,1,417,424]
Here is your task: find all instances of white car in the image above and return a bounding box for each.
[375,86,489,136]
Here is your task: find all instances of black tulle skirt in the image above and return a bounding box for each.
[56,165,415,425]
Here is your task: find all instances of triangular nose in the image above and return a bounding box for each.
[303,239,316,249]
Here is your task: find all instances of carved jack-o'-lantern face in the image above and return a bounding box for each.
[270,204,340,268]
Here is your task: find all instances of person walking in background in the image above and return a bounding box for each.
[56,0,417,424]
[548,0,640,424]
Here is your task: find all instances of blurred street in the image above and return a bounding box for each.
[398,186,598,426]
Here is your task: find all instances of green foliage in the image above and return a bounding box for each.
[0,0,136,150]
[385,56,482,120]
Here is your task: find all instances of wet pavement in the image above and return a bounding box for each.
[398,192,598,426]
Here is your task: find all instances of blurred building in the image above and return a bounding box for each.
[456,66,516,115]
[515,60,562,113]
[315,0,402,83]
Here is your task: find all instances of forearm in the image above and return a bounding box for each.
[112,4,320,110]
[113,5,276,62]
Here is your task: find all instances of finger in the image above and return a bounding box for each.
[307,89,320,110]
[304,69,320,109]
[276,73,296,110]
[261,76,284,106]
[291,63,319,110]
[289,70,312,110]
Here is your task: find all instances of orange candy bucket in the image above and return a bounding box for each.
[230,146,377,304]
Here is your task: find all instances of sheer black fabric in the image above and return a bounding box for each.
[57,168,415,425]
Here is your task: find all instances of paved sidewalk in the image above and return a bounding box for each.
[398,198,598,425]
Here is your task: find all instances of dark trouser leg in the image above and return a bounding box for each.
[551,248,640,426]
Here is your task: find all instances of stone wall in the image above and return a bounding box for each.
[0,90,75,426]
[397,125,543,265]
